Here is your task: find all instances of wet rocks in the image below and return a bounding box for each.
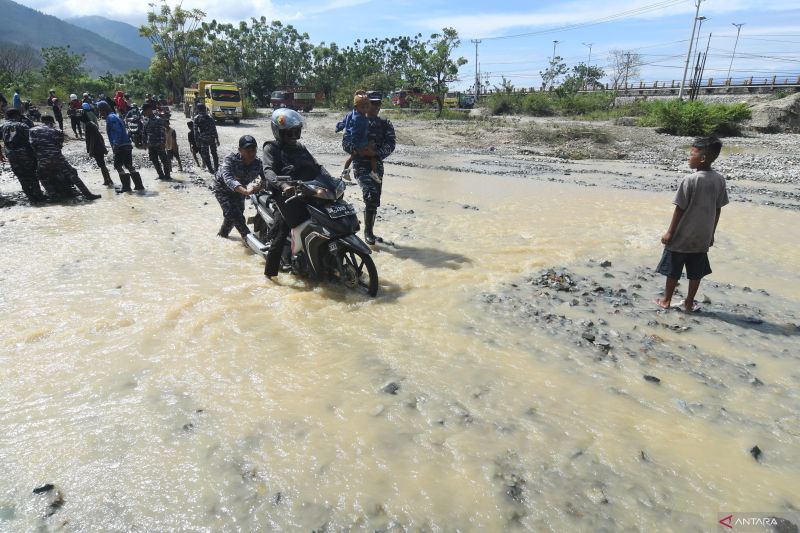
[643,375,661,384]
[750,445,763,461]
[381,381,400,395]
[31,484,64,517]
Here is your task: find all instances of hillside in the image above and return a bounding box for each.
[66,15,153,59]
[0,0,150,75]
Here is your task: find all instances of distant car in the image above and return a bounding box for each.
[270,88,318,112]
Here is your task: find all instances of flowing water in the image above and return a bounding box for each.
[1,118,799,531]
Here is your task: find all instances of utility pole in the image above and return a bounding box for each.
[694,16,707,60]
[727,23,745,79]
[582,42,594,66]
[679,0,703,99]
[623,52,631,94]
[552,40,560,61]
[471,39,481,97]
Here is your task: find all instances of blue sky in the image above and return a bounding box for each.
[22,0,800,90]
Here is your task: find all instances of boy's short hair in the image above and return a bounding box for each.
[5,108,21,120]
[186,121,193,127]
[353,93,370,107]
[692,136,722,161]
[41,115,55,124]
[142,103,153,112]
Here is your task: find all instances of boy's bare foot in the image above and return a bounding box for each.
[678,299,701,313]
[654,299,671,309]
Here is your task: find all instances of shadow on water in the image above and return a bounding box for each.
[702,310,800,336]
[378,244,471,270]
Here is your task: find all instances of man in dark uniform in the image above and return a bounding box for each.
[261,108,332,278]
[343,90,396,244]
[1,108,46,202]
[142,102,171,180]
[193,103,220,174]
[29,116,101,200]
[213,135,264,240]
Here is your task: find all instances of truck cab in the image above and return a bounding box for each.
[196,81,243,124]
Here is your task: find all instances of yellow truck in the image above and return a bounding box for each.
[184,81,243,123]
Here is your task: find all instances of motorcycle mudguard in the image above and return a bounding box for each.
[337,234,372,256]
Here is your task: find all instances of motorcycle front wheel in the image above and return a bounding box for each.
[337,250,378,297]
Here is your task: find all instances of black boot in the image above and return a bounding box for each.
[130,172,145,191]
[364,210,377,245]
[75,178,102,200]
[116,173,132,193]
[217,220,233,238]
[101,166,114,187]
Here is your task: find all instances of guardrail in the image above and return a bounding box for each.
[478,76,800,96]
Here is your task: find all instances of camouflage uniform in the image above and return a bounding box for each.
[193,112,219,173]
[1,117,46,201]
[29,124,99,200]
[213,152,264,238]
[144,114,170,179]
[343,115,395,242]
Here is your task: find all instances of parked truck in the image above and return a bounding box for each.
[443,91,476,109]
[183,81,243,123]
[269,87,321,112]
[391,88,436,108]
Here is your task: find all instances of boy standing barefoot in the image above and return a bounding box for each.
[655,136,729,312]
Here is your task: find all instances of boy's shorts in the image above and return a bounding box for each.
[656,249,712,280]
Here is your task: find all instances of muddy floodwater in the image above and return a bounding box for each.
[1,114,799,531]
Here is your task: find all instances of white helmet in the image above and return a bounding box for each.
[270,108,304,141]
[69,94,77,101]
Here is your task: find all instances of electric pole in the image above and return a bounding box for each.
[623,52,631,94]
[694,16,707,60]
[552,40,560,61]
[471,39,481,97]
[679,0,703,99]
[727,23,745,79]
[582,42,594,65]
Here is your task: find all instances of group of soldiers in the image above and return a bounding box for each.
[0,109,100,203]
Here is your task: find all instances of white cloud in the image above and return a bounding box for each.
[420,0,800,39]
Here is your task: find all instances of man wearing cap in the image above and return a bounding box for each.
[142,102,171,180]
[343,91,396,244]
[193,103,220,174]
[213,135,264,240]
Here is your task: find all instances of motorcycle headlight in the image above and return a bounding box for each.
[304,183,335,201]
[212,105,221,112]
[335,179,345,200]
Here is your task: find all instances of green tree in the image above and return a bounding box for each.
[139,1,206,101]
[539,56,567,91]
[40,46,87,92]
[558,63,606,95]
[415,28,467,115]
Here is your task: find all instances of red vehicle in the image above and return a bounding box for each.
[391,88,436,108]
[270,87,321,112]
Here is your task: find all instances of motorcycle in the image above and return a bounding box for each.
[246,174,379,297]
[125,108,143,148]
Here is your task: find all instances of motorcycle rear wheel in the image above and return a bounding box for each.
[338,250,378,297]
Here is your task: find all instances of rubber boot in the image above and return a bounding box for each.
[101,166,114,187]
[130,172,145,191]
[217,220,233,238]
[116,173,132,193]
[364,210,377,245]
[75,178,102,200]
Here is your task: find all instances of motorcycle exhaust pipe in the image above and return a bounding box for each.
[245,233,269,258]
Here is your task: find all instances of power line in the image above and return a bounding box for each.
[477,0,687,41]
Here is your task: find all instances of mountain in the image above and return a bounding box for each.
[0,0,150,75]
[66,15,153,59]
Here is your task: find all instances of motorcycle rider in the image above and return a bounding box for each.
[192,103,220,174]
[67,94,83,139]
[97,101,143,192]
[261,108,333,278]
[29,115,101,200]
[1,108,47,202]
[343,90,396,244]
[142,102,171,180]
[213,135,264,241]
